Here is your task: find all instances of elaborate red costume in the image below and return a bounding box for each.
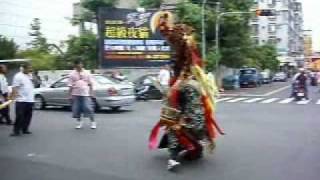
[148,11,225,170]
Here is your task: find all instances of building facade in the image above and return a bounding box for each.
[250,0,304,67]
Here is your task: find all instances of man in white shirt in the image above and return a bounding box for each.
[158,65,171,94]
[0,65,12,125]
[10,63,34,136]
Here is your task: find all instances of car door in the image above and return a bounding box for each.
[49,77,69,106]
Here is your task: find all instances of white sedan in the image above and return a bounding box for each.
[34,74,136,111]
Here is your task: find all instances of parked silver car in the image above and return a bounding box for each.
[34,74,136,111]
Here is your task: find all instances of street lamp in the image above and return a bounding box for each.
[201,1,221,61]
[215,11,253,85]
[201,0,208,60]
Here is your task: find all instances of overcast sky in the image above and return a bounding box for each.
[0,0,319,52]
[302,0,320,51]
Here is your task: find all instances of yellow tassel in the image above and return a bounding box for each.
[191,66,219,110]
[0,100,13,110]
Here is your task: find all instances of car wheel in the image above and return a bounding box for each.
[111,106,121,111]
[34,95,46,110]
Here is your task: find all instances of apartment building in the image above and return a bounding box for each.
[250,0,304,66]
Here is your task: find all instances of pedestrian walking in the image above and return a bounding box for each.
[68,60,96,129]
[10,63,34,136]
[0,65,12,125]
[32,70,42,88]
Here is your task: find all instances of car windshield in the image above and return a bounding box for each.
[93,75,116,85]
[240,69,256,75]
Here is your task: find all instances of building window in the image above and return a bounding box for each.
[268,37,277,45]
[268,0,276,7]
[251,24,259,35]
[277,38,281,43]
[282,12,288,21]
[252,38,259,45]
[268,24,276,34]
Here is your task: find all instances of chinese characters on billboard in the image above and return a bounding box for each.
[98,8,172,68]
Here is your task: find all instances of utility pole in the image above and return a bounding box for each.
[201,0,208,60]
[215,2,221,72]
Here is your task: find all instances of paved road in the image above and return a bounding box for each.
[222,81,290,96]
[0,84,320,180]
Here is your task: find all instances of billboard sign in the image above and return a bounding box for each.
[98,8,172,68]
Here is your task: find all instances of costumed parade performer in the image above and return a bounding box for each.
[148,11,225,171]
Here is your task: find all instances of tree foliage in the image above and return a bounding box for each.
[82,0,117,14]
[0,35,18,60]
[64,31,98,69]
[17,50,57,70]
[247,44,279,71]
[139,0,163,8]
[176,0,255,70]
[28,18,49,53]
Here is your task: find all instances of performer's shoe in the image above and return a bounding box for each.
[75,121,83,129]
[90,122,97,129]
[167,159,180,171]
[10,133,21,137]
[23,131,32,134]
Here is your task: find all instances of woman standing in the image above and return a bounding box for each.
[0,65,12,125]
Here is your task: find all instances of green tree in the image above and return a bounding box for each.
[28,18,49,52]
[82,0,117,14]
[139,0,163,8]
[17,50,57,70]
[247,44,279,71]
[0,35,18,60]
[216,0,254,68]
[64,31,98,69]
[176,0,254,70]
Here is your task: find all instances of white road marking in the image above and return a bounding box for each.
[227,97,248,103]
[244,98,264,103]
[221,85,290,97]
[316,99,320,105]
[278,98,295,104]
[296,100,310,105]
[262,85,290,96]
[216,97,233,102]
[260,98,279,104]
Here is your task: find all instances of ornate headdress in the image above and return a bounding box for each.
[150,11,218,105]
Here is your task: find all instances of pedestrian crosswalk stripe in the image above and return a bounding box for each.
[278,98,295,104]
[214,97,320,105]
[296,100,310,105]
[260,98,280,104]
[244,98,264,103]
[216,97,233,102]
[227,97,248,103]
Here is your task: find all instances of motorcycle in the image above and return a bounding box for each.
[135,83,163,100]
[293,81,307,101]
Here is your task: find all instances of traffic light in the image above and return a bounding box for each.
[255,9,275,16]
